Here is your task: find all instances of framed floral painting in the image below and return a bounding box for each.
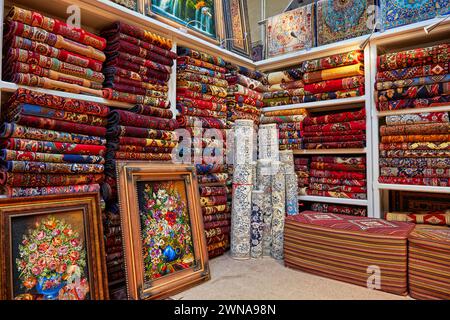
[0,193,108,300]
[144,0,225,44]
[116,162,209,299]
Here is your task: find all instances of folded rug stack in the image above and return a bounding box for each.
[176,47,231,259]
[309,202,368,217]
[408,225,450,300]
[376,43,450,112]
[261,109,307,150]
[103,202,125,291]
[3,6,106,97]
[101,21,175,104]
[226,65,266,126]
[295,157,310,195]
[0,88,107,197]
[284,211,415,295]
[307,156,367,200]
[263,50,365,107]
[386,210,450,226]
[378,112,450,187]
[302,108,366,149]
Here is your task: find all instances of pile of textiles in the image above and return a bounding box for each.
[378,112,450,187]
[302,108,366,149]
[103,202,125,292]
[100,21,176,104]
[386,210,450,226]
[226,64,266,125]
[376,43,450,112]
[284,211,415,295]
[0,88,107,197]
[307,156,367,200]
[295,157,310,195]
[260,109,307,151]
[408,225,450,300]
[176,47,231,259]
[263,50,365,107]
[3,6,106,96]
[309,202,368,217]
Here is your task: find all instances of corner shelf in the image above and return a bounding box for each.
[376,183,450,194]
[262,96,366,112]
[298,195,368,206]
[293,148,367,155]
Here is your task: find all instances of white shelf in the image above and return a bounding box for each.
[376,183,450,194]
[293,148,367,155]
[377,105,450,117]
[298,195,368,206]
[262,96,366,112]
[0,81,134,109]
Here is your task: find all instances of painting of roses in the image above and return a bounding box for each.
[0,193,108,300]
[137,180,195,281]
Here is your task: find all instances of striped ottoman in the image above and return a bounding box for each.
[408,226,450,300]
[284,211,415,295]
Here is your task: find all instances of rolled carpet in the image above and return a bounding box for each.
[0,149,105,164]
[0,183,100,197]
[0,172,104,187]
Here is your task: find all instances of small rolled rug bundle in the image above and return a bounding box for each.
[376,43,450,112]
[0,88,107,198]
[263,50,365,107]
[260,110,307,151]
[379,111,450,187]
[4,7,106,96]
[101,21,175,104]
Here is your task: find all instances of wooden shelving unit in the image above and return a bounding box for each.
[0,0,448,219]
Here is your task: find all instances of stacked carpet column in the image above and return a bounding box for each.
[270,161,286,260]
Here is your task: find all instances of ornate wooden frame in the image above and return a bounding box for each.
[0,192,108,300]
[143,0,225,44]
[116,162,209,300]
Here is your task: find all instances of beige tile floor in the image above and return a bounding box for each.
[171,253,412,300]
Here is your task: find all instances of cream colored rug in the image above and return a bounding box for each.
[171,253,412,300]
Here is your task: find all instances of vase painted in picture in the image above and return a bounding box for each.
[145,0,217,39]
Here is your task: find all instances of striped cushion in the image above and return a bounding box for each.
[408,226,450,300]
[284,212,414,295]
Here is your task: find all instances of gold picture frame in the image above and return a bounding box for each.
[0,193,108,300]
[143,0,225,45]
[116,162,209,300]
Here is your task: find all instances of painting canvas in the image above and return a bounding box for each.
[0,193,108,300]
[117,162,209,299]
[266,4,315,58]
[145,0,224,42]
[110,0,140,11]
[380,0,450,30]
[223,0,252,58]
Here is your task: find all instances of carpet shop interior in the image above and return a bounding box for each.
[0,0,449,301]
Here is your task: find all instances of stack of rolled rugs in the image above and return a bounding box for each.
[378,112,450,187]
[102,202,125,291]
[308,202,368,216]
[262,50,365,107]
[3,6,106,96]
[307,156,367,200]
[0,88,107,197]
[101,21,175,105]
[302,108,366,149]
[176,47,231,259]
[295,157,310,195]
[226,64,266,126]
[260,109,307,150]
[376,43,450,112]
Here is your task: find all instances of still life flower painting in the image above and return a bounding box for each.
[0,193,108,300]
[137,180,195,281]
[14,215,90,300]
